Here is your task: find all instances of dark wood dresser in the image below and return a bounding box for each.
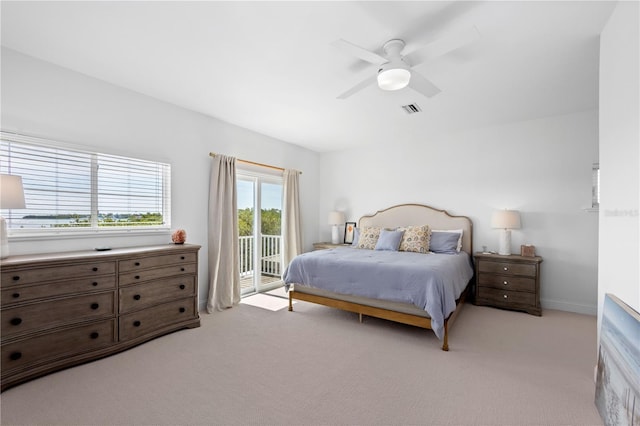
[0,244,200,391]
[474,252,543,316]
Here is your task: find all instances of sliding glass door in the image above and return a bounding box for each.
[237,173,283,296]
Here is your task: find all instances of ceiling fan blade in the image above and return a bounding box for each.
[404,26,480,67]
[337,75,377,99]
[408,71,441,98]
[332,39,387,65]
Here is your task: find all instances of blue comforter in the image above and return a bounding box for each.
[283,247,474,340]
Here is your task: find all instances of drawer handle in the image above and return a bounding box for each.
[90,303,100,310]
[503,267,508,271]
[12,292,20,298]
[179,307,186,313]
[181,256,185,260]
[9,352,22,361]
[92,282,99,287]
[135,262,140,266]
[10,317,22,326]
[179,284,186,290]
[503,294,508,299]
[92,267,99,272]
[90,332,100,339]
[181,267,185,272]
[503,281,508,285]
[133,320,141,327]
[12,276,20,281]
[135,275,140,280]
[134,294,141,301]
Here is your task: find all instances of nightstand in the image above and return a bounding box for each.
[474,252,543,316]
[313,242,349,250]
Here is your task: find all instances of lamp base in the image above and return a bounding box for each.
[0,216,9,259]
[331,225,340,244]
[497,229,512,255]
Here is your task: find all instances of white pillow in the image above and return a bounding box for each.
[432,229,463,252]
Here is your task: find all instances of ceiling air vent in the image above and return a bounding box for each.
[401,104,422,114]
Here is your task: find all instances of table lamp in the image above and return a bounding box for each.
[491,209,521,255]
[1,174,26,259]
[328,211,345,244]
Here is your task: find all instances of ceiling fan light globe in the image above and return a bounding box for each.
[377,68,411,91]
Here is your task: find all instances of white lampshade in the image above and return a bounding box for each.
[328,211,345,225]
[0,174,26,209]
[491,209,521,256]
[377,68,411,91]
[1,174,26,259]
[491,209,521,230]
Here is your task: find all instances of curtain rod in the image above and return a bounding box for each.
[209,152,301,174]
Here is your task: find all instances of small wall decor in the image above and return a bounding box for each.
[520,245,536,257]
[171,229,186,244]
[595,294,640,426]
[344,222,356,244]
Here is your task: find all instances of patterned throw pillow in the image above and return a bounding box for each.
[356,226,382,250]
[397,225,432,253]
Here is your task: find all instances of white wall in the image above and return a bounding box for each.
[598,1,640,322]
[1,48,320,310]
[320,110,599,314]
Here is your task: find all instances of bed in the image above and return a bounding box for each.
[283,203,474,351]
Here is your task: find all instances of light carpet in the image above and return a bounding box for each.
[0,301,602,425]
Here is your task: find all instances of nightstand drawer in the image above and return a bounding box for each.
[478,261,536,277]
[478,274,536,292]
[477,287,536,307]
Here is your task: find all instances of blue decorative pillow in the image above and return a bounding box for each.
[351,227,360,246]
[430,230,463,254]
[374,229,405,251]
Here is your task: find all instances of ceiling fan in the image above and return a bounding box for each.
[333,27,480,100]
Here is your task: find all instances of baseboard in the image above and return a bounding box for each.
[541,298,597,316]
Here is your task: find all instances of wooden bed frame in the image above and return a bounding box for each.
[288,203,473,351]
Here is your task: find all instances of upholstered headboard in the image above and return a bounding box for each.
[358,204,473,255]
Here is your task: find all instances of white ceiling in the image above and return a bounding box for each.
[1,1,616,153]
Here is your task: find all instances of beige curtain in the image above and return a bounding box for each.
[282,169,302,269]
[207,154,240,313]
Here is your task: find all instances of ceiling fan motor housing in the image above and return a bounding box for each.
[377,39,411,91]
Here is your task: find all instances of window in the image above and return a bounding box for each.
[1,132,170,235]
[592,162,600,209]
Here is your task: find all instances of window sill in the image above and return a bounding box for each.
[9,228,171,242]
[583,207,599,213]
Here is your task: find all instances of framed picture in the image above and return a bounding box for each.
[344,222,356,244]
[595,293,640,426]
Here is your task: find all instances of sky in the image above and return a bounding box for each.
[237,180,282,210]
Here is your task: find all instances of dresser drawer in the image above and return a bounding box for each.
[478,274,536,293]
[119,264,197,286]
[1,319,116,375]
[119,276,196,313]
[1,292,116,339]
[1,276,116,308]
[119,298,197,341]
[478,261,536,277]
[1,261,116,286]
[477,287,536,307]
[119,252,197,272]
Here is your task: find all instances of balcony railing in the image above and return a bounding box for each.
[239,235,282,287]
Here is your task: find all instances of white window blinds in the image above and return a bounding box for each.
[0,132,170,232]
